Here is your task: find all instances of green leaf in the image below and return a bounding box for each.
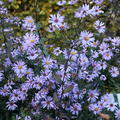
[53,92,59,103]
[63,85,74,93]
[53,74,62,84]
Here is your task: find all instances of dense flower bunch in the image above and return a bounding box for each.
[0,0,120,120]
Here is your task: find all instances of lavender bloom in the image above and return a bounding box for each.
[89,103,102,114]
[53,47,62,56]
[22,16,36,31]
[32,76,44,90]
[111,37,120,46]
[80,31,95,47]
[10,89,21,102]
[6,101,17,110]
[49,14,64,27]
[115,109,120,119]
[88,90,99,103]
[94,20,105,33]
[4,58,12,67]
[13,61,27,78]
[27,49,38,60]
[41,96,56,109]
[22,32,39,50]
[70,103,82,115]
[42,56,54,69]
[109,67,119,78]
[105,102,117,112]
[75,4,90,18]
[57,0,66,6]
[0,85,10,96]
[90,6,104,16]
[100,74,107,81]
[47,25,56,32]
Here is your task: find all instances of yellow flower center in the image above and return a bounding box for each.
[104,99,107,102]
[43,89,47,92]
[71,51,76,55]
[30,40,35,43]
[106,53,109,57]
[26,72,30,74]
[28,20,33,23]
[46,61,50,65]
[95,108,99,111]
[84,36,89,41]
[18,66,23,69]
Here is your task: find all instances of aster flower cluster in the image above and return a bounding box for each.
[75,4,103,18]
[0,1,8,14]
[0,0,120,119]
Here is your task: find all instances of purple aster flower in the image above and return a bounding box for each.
[35,88,48,100]
[72,87,83,99]
[79,54,89,68]
[49,13,64,27]
[13,61,27,78]
[25,77,34,89]
[70,49,78,61]
[80,31,95,47]
[42,56,54,69]
[41,96,56,109]
[100,75,106,81]
[75,4,90,18]
[6,101,17,110]
[70,103,82,115]
[33,76,45,90]
[53,47,62,56]
[57,0,66,6]
[4,58,12,67]
[105,102,117,112]
[56,22,69,30]
[115,109,120,119]
[89,103,102,114]
[22,32,39,50]
[100,94,111,107]
[0,85,10,96]
[111,37,120,47]
[88,89,99,103]
[10,89,21,102]
[94,20,105,33]
[22,16,36,31]
[109,67,119,77]
[47,25,56,32]
[101,49,113,60]
[26,68,34,78]
[27,48,38,60]
[90,6,104,16]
